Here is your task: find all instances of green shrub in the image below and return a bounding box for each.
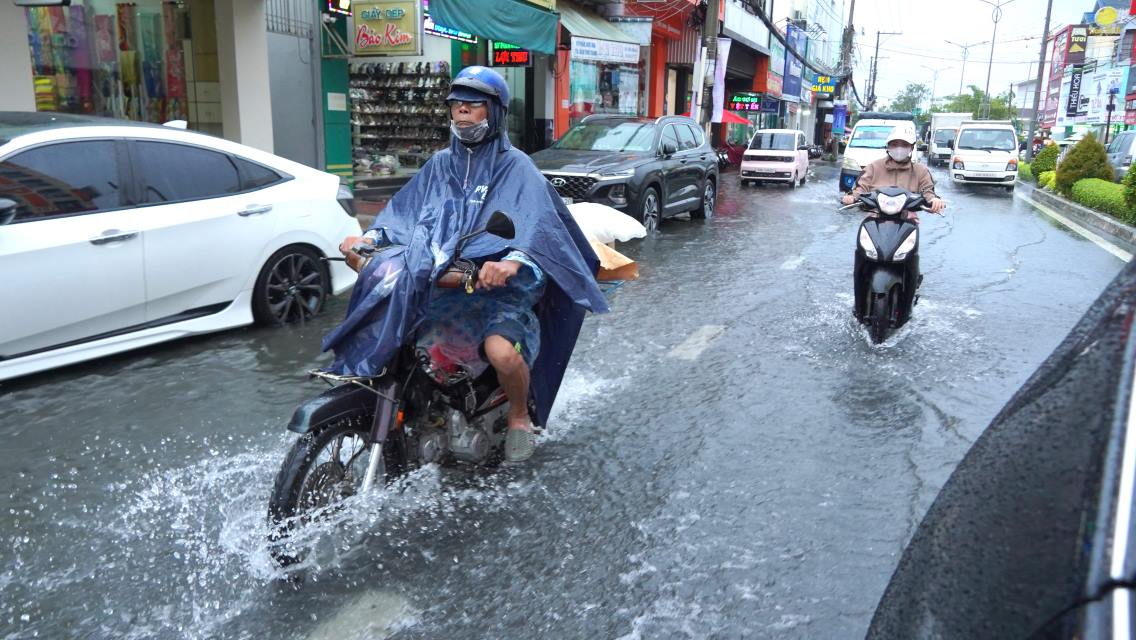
[1070,178,1135,222]
[1031,144,1059,180]
[1018,162,1032,181]
[1039,170,1056,189]
[1056,132,1114,196]
[1123,162,1136,210]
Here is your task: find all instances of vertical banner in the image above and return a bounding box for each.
[833,102,848,135]
[1067,66,1084,118]
[712,38,732,123]
[691,45,706,121]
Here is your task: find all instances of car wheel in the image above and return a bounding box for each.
[799,173,807,186]
[252,245,329,326]
[691,179,715,220]
[638,186,661,232]
[790,172,799,188]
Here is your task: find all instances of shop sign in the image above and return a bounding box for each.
[809,73,835,93]
[769,39,786,78]
[782,24,806,102]
[609,17,653,46]
[353,0,423,56]
[328,0,353,16]
[1126,109,1136,125]
[1067,25,1088,65]
[833,103,848,134]
[760,96,780,113]
[766,72,783,97]
[728,92,762,112]
[1067,66,1084,118]
[570,36,639,64]
[490,41,532,67]
[422,0,476,43]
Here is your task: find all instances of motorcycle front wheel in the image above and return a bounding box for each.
[869,291,892,344]
[267,416,376,568]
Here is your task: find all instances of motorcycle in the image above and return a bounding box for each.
[842,188,931,344]
[267,211,520,568]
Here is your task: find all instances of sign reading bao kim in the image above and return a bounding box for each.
[352,0,422,56]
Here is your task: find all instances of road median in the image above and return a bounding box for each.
[1016,179,1136,258]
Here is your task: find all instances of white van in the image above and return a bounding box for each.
[839,112,918,192]
[739,129,810,187]
[950,121,1018,193]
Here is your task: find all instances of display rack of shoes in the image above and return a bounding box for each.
[349,60,451,177]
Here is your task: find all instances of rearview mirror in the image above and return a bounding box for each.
[0,199,17,226]
[486,210,515,239]
[662,142,677,157]
[947,140,954,150]
[918,143,928,152]
[797,145,809,151]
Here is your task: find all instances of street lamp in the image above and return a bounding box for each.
[920,64,951,112]
[945,39,986,98]
[976,0,1018,119]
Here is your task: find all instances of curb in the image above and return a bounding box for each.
[1016,179,1136,255]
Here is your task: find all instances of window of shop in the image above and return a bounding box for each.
[569,60,641,125]
[23,1,222,134]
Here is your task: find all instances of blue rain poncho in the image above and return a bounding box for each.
[321,101,609,426]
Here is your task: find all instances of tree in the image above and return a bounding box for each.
[1055,132,1114,196]
[931,85,1017,120]
[885,83,930,113]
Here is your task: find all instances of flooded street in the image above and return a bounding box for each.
[1,163,1126,639]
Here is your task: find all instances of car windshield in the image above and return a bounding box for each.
[849,125,895,149]
[933,129,956,144]
[957,129,1017,151]
[748,133,796,151]
[554,121,657,152]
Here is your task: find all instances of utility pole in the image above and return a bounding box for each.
[921,64,950,112]
[835,0,857,155]
[868,31,901,110]
[698,0,721,127]
[1024,0,1052,162]
[978,0,1017,118]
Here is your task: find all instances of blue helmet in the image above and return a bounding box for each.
[447,66,510,110]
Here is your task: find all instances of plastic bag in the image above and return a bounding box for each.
[566,202,646,244]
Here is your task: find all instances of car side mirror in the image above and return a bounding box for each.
[0,199,17,226]
[662,142,677,157]
[947,140,954,150]
[797,144,809,151]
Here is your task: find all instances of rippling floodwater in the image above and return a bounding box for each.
[1,165,1125,638]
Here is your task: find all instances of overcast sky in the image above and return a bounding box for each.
[842,0,1089,108]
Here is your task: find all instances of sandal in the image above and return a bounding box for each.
[505,427,535,462]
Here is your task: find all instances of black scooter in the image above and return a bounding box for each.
[843,188,930,343]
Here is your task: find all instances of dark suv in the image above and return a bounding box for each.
[529,115,719,231]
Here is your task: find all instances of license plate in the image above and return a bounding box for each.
[561,197,573,205]
[974,172,1001,177]
[757,169,775,174]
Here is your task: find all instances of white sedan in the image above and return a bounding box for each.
[0,112,360,382]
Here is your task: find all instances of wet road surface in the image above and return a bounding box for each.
[0,162,1126,639]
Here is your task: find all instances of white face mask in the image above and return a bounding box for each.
[887,146,912,162]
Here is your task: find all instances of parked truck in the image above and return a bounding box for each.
[927,112,971,167]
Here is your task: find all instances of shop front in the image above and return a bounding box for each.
[18,0,221,136]
[720,0,770,143]
[556,0,643,133]
[6,0,274,151]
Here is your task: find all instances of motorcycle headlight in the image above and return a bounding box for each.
[858,226,878,260]
[877,193,908,215]
[842,156,861,171]
[893,229,918,261]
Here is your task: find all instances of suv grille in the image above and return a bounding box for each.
[544,174,597,200]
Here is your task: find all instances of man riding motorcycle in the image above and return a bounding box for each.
[327,66,608,462]
[841,129,946,320]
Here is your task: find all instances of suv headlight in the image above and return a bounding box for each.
[842,156,861,171]
[893,229,918,261]
[858,226,878,260]
[596,167,635,178]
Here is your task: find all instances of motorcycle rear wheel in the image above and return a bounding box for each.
[267,416,379,568]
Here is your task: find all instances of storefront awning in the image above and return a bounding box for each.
[558,2,638,45]
[428,0,559,54]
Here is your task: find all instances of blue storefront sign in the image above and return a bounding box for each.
[833,103,847,134]
[783,24,806,103]
[760,97,780,113]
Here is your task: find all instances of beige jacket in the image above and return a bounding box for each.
[852,157,939,201]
